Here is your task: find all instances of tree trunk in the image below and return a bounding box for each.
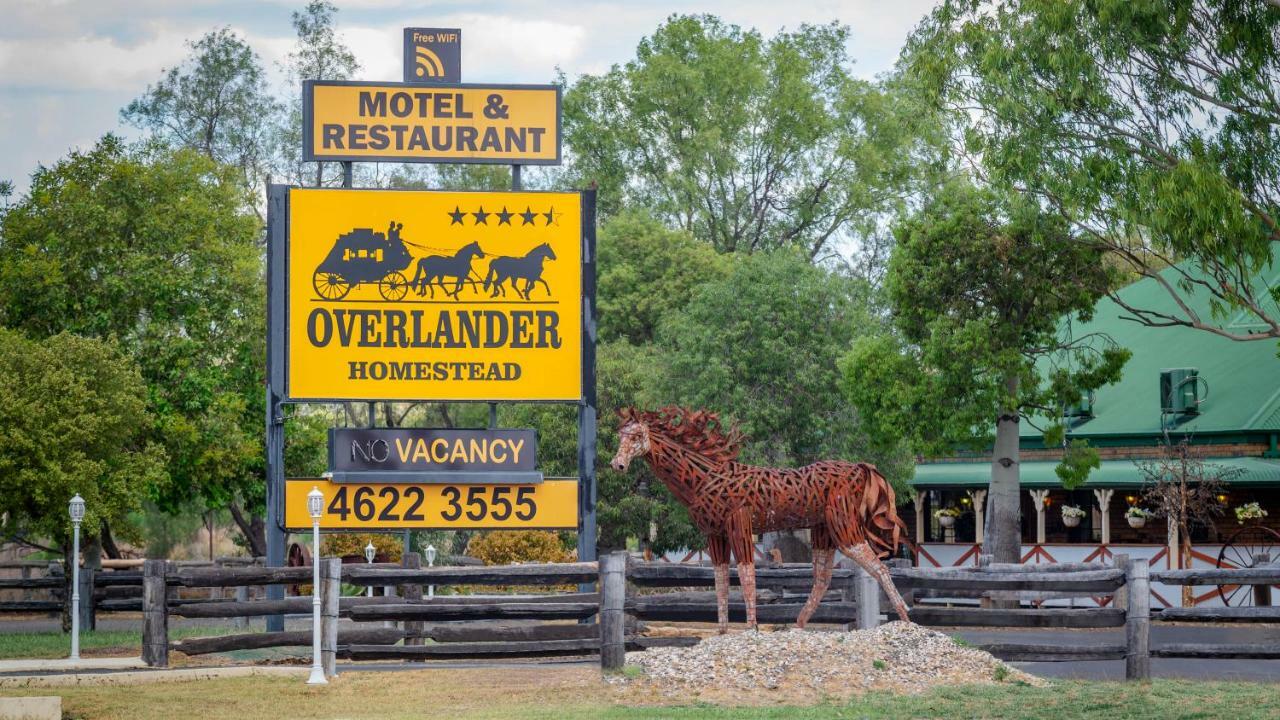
[986,374,1022,564]
[228,501,267,558]
[100,521,123,560]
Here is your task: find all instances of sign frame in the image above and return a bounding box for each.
[274,185,589,404]
[301,80,562,166]
[264,183,598,602]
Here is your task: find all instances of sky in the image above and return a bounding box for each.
[0,0,939,195]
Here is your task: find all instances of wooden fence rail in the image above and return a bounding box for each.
[123,550,1277,681]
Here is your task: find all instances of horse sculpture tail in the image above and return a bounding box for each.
[856,463,906,558]
[482,263,497,292]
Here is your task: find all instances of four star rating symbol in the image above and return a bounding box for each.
[447,206,561,227]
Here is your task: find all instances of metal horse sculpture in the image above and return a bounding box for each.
[482,242,557,299]
[412,241,486,298]
[610,407,912,633]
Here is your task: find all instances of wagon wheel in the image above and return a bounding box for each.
[1216,525,1280,606]
[313,269,351,300]
[379,271,409,301]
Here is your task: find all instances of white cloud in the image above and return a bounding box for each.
[0,0,941,193]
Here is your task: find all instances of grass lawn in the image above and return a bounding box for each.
[1,666,1276,719]
[0,626,239,659]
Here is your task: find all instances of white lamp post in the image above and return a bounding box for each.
[364,541,375,598]
[425,544,436,598]
[68,494,85,661]
[306,487,327,685]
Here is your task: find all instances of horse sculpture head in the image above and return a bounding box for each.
[460,241,486,259]
[611,408,652,471]
[537,242,557,261]
[611,406,743,471]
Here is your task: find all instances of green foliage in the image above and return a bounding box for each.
[274,0,360,187]
[655,250,907,482]
[842,183,1129,503]
[466,530,574,565]
[321,533,403,563]
[0,137,269,544]
[906,0,1280,340]
[0,329,165,545]
[597,210,729,344]
[564,15,939,257]
[121,27,278,191]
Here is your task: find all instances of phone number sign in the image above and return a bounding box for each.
[284,477,577,530]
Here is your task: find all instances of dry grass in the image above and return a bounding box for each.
[1,665,1279,719]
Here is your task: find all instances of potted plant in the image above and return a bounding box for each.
[1125,506,1150,529]
[934,507,962,528]
[1234,502,1268,525]
[1061,505,1086,528]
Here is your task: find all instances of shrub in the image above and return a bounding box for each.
[321,533,403,563]
[466,530,574,565]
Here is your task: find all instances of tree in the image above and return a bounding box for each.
[653,250,906,477]
[1138,439,1239,605]
[122,27,279,195]
[906,0,1280,341]
[0,329,165,554]
[841,183,1129,563]
[564,15,938,258]
[274,0,360,188]
[0,137,267,554]
[597,210,729,344]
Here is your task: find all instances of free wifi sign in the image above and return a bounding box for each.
[404,28,460,84]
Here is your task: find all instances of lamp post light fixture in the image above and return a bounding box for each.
[364,541,376,598]
[68,494,85,661]
[425,544,436,598]
[306,487,327,685]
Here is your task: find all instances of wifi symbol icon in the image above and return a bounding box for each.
[415,47,445,78]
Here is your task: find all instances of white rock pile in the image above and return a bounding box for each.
[613,622,1044,704]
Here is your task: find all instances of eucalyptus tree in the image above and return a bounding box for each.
[564,15,941,259]
[841,183,1129,563]
[122,26,279,197]
[906,0,1280,340]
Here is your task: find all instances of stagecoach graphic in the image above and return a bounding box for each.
[312,221,556,301]
[312,221,415,301]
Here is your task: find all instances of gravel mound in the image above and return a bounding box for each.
[612,622,1045,705]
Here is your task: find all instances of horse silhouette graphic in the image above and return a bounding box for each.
[483,242,557,300]
[411,241,486,298]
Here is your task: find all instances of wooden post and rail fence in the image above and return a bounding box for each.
[7,551,1278,680]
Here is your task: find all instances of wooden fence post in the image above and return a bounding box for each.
[1124,558,1150,681]
[234,585,249,629]
[1253,553,1272,607]
[141,559,168,668]
[1112,554,1129,612]
[599,551,627,671]
[854,567,880,630]
[78,567,96,631]
[321,558,341,678]
[402,552,423,647]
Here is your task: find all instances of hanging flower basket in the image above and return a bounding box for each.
[1126,507,1150,529]
[1062,505,1085,528]
[934,507,961,529]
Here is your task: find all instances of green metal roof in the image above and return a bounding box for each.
[1025,249,1280,439]
[911,457,1280,488]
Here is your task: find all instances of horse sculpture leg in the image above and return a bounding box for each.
[726,507,757,630]
[707,536,732,634]
[796,527,836,629]
[841,542,911,623]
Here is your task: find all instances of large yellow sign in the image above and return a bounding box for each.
[284,478,578,530]
[286,188,582,401]
[304,81,560,164]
